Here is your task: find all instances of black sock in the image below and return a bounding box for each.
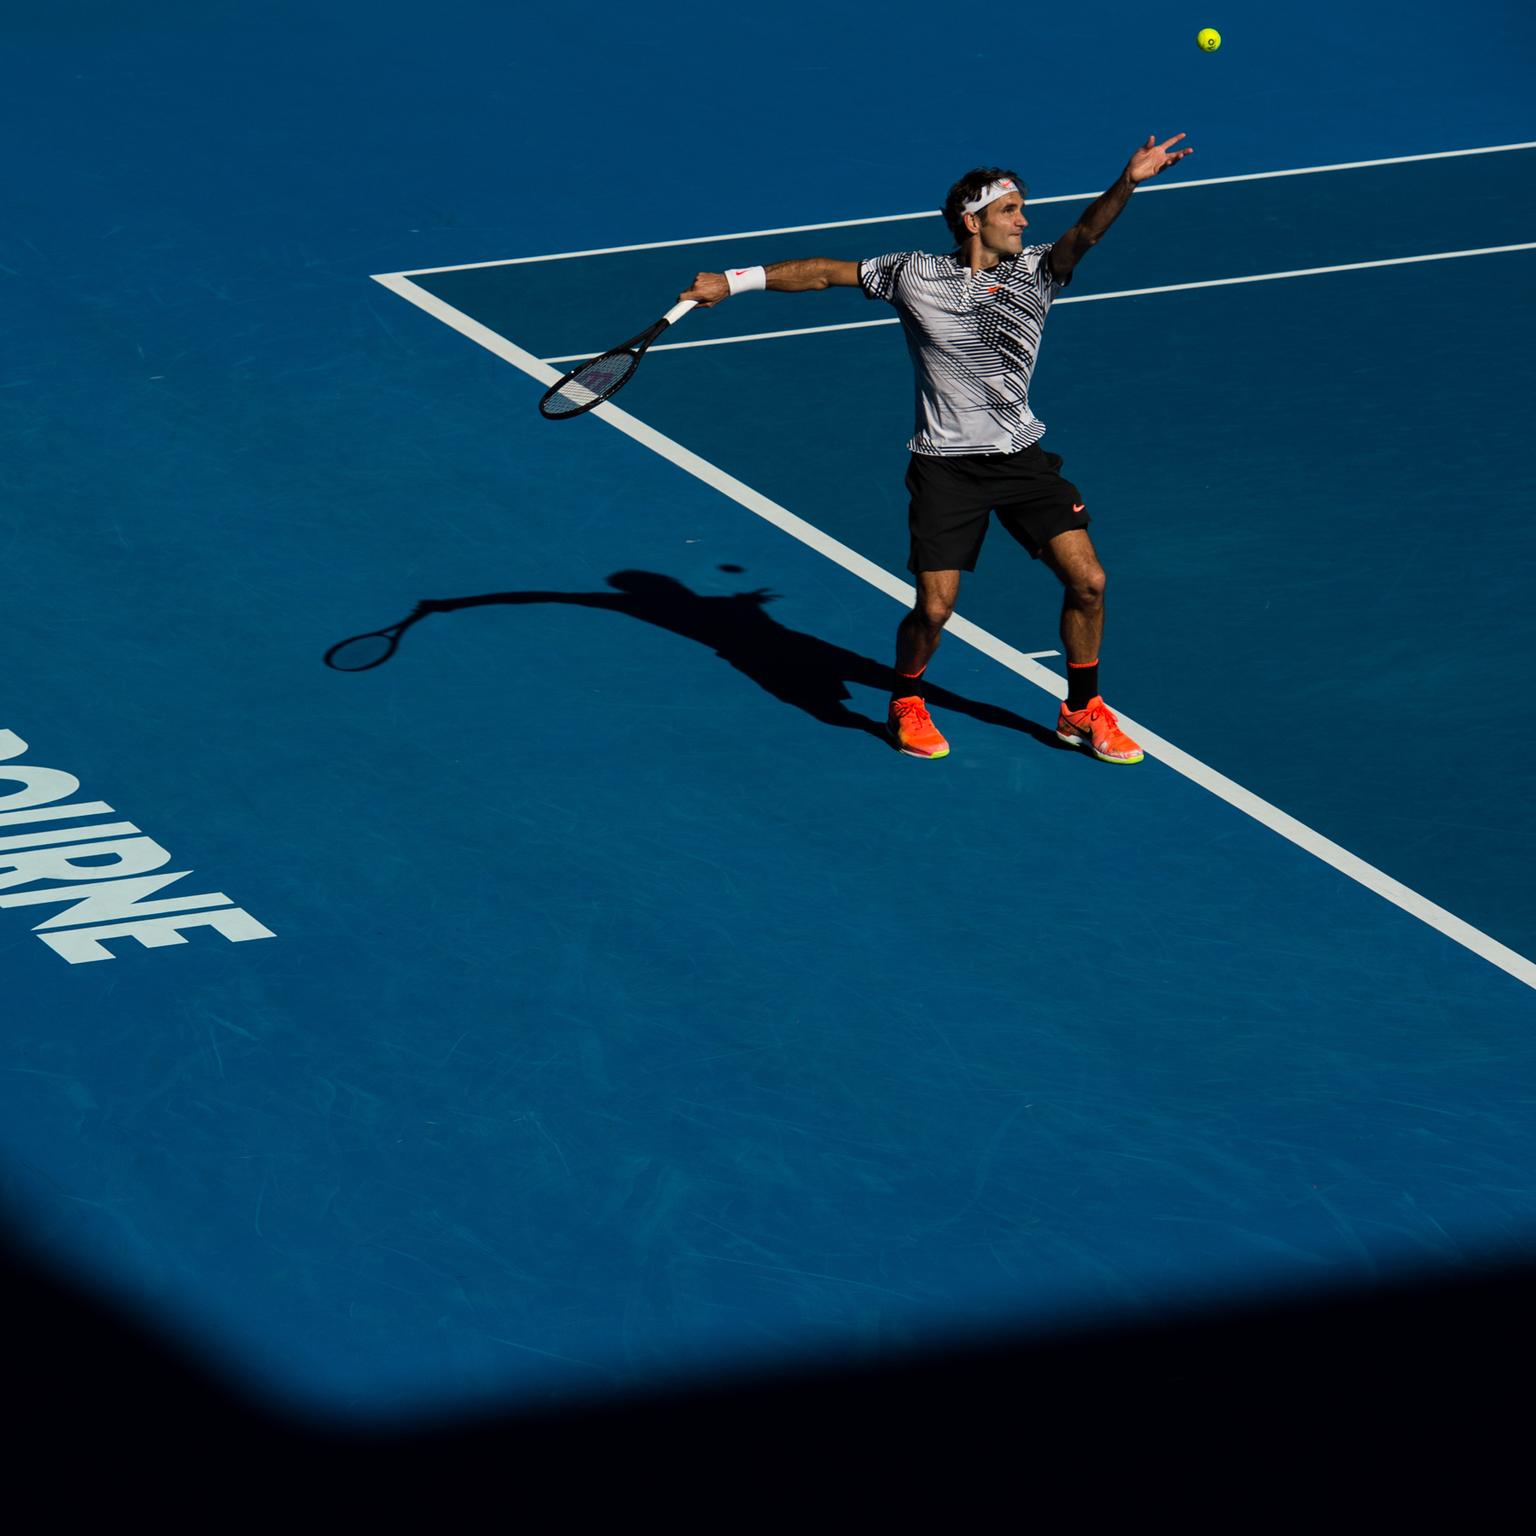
[892,665,925,700]
[1066,659,1099,711]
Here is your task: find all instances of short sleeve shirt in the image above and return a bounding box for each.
[858,244,1067,456]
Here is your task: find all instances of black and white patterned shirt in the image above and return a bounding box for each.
[859,244,1067,456]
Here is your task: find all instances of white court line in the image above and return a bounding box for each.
[543,317,899,365]
[537,242,1536,364]
[374,268,1536,993]
[377,140,1536,278]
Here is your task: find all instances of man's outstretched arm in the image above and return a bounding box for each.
[1047,133,1193,284]
[679,257,862,307]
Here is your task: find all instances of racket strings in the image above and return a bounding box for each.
[542,350,638,416]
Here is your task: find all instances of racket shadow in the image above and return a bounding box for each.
[330,572,1064,752]
[323,601,445,670]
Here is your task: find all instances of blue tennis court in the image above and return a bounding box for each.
[5,0,1535,1449]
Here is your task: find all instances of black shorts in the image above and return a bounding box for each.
[905,443,1090,573]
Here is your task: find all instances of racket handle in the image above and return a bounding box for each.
[662,299,697,327]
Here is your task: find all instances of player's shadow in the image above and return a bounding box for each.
[341,570,1063,751]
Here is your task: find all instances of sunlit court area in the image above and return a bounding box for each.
[6,0,1536,1487]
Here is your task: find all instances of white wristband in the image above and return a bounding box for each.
[724,265,766,296]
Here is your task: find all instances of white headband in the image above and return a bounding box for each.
[962,178,1020,216]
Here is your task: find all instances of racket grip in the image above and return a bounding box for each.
[662,299,697,327]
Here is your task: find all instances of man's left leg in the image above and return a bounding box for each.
[1041,528,1143,765]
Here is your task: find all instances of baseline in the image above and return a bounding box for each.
[372,270,1536,993]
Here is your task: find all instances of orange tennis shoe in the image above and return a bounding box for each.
[887,696,950,759]
[1056,695,1144,764]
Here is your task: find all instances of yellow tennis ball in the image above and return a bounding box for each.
[1197,27,1221,51]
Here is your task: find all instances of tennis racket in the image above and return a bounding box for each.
[538,300,697,420]
[324,601,440,671]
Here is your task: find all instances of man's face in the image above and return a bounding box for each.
[974,192,1028,254]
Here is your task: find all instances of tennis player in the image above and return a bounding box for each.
[679,134,1192,762]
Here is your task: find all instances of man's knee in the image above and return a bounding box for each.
[913,595,954,630]
[1065,562,1106,608]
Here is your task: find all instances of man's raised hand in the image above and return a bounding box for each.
[1125,133,1193,184]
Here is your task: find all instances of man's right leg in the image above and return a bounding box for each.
[888,570,960,759]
